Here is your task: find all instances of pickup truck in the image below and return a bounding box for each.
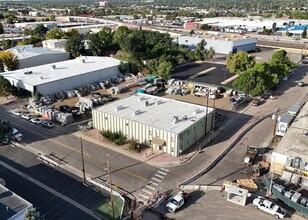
[166,191,190,212]
[253,196,286,219]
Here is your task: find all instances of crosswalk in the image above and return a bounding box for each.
[138,167,169,204]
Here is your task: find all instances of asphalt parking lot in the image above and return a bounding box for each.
[172,62,234,88]
[0,145,108,220]
[152,190,290,220]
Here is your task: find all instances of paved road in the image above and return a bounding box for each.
[192,63,308,185]
[0,145,106,220]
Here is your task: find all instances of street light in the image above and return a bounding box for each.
[223,68,228,81]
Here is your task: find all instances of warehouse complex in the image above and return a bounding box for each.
[0,184,33,220]
[7,45,70,69]
[177,34,257,54]
[92,93,215,157]
[271,102,308,177]
[1,56,121,96]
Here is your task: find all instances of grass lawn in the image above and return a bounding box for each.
[96,195,123,220]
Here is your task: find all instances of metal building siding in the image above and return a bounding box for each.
[92,110,178,156]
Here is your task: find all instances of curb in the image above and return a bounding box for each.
[179,112,274,186]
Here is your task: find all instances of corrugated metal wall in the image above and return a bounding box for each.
[93,109,215,157]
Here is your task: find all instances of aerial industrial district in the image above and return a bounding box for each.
[0,1,307,220]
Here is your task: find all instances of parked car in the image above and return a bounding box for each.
[30,118,42,124]
[21,114,32,120]
[166,191,191,212]
[12,110,23,116]
[298,81,304,87]
[253,196,286,219]
[41,121,54,128]
[11,128,23,141]
[252,98,260,106]
[59,105,71,113]
[91,92,102,98]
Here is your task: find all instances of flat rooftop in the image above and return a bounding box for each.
[180,32,257,41]
[7,45,68,60]
[0,184,32,219]
[94,93,213,134]
[1,56,120,86]
[274,102,308,161]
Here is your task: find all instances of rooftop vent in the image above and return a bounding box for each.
[133,110,141,116]
[172,116,178,124]
[144,101,149,106]
[182,115,188,120]
[51,64,56,69]
[138,97,145,102]
[80,58,86,63]
[24,70,33,75]
[155,100,161,106]
[115,105,123,111]
[225,38,229,41]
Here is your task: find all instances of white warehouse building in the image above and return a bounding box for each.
[177,34,257,54]
[1,56,121,96]
[92,93,215,157]
[7,45,70,69]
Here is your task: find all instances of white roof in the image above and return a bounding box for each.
[7,45,68,60]
[94,93,213,134]
[274,102,308,161]
[0,56,120,86]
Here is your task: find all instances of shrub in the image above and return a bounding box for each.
[114,135,126,145]
[128,140,140,152]
[101,130,126,145]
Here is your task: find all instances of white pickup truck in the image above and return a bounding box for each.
[166,191,190,212]
[253,196,286,219]
[11,128,23,142]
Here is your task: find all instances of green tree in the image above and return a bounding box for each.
[65,32,85,58]
[0,75,12,98]
[0,119,12,144]
[0,51,19,71]
[156,60,172,80]
[33,24,48,37]
[24,208,45,220]
[226,51,256,74]
[200,24,211,31]
[87,27,114,56]
[197,39,206,51]
[49,15,56,21]
[269,49,296,77]
[1,39,13,50]
[45,28,65,39]
[0,23,4,34]
[302,26,307,39]
[113,26,130,49]
[118,61,129,74]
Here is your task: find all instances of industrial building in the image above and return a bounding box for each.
[42,39,68,51]
[0,184,33,220]
[277,24,308,36]
[1,56,121,96]
[92,93,215,157]
[14,21,58,30]
[7,45,70,69]
[271,102,307,180]
[177,33,257,54]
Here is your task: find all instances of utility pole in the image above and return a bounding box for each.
[272,108,279,143]
[107,160,115,220]
[205,91,209,134]
[211,98,216,132]
[80,137,86,183]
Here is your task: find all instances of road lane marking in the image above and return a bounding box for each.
[145,185,155,190]
[139,194,149,200]
[151,177,162,182]
[142,189,153,194]
[157,170,167,175]
[160,168,169,172]
[11,122,147,182]
[0,160,101,220]
[154,174,165,179]
[149,181,158,186]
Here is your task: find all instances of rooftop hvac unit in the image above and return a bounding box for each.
[212,37,216,39]
[80,58,85,63]
[24,70,33,75]
[225,38,229,41]
[155,100,161,106]
[231,35,235,37]
[138,97,145,102]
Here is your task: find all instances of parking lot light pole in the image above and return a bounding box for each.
[80,137,86,183]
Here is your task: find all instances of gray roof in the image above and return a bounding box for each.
[0,56,120,86]
[274,102,308,161]
[94,93,213,134]
[279,114,294,124]
[288,103,301,115]
[0,184,32,219]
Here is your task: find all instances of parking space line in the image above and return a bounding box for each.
[139,194,149,200]
[154,174,165,179]
[157,170,167,175]
[145,185,156,190]
[151,177,162,182]
[149,181,159,186]
[160,168,169,172]
[142,189,153,195]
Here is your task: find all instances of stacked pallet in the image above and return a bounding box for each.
[236,179,258,192]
